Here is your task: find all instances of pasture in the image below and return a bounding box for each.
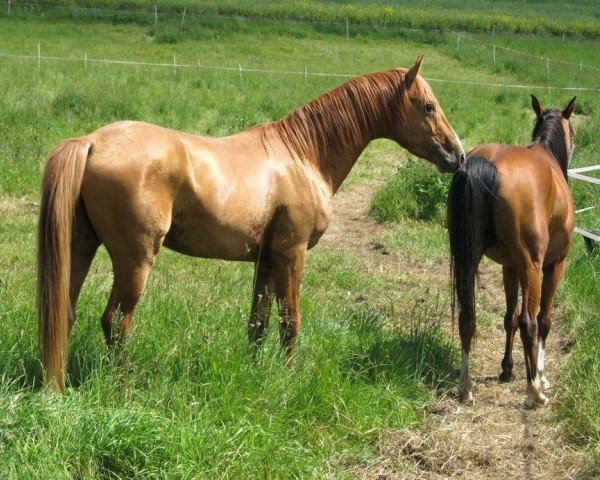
[1,2,599,478]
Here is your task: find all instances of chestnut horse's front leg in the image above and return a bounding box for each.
[272,245,307,365]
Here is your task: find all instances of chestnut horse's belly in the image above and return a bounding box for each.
[163,208,266,261]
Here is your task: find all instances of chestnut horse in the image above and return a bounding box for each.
[448,96,576,406]
[38,58,465,391]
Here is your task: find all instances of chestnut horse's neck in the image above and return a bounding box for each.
[531,110,571,179]
[259,70,408,192]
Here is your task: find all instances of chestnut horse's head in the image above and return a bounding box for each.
[392,57,465,173]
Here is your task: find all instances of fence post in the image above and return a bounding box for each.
[346,18,349,41]
[493,45,496,68]
[456,33,460,54]
[238,63,242,81]
[304,65,307,79]
[181,7,186,26]
[7,0,10,14]
[154,5,157,27]
[546,58,550,79]
[37,44,41,70]
[173,55,177,72]
[84,52,87,70]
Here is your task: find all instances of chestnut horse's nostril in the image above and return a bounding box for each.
[460,154,466,167]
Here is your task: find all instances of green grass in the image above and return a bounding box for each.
[370,159,450,225]
[556,244,600,466]
[1,6,600,478]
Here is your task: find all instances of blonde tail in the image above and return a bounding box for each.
[37,138,91,392]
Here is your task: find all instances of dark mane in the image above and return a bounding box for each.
[256,69,431,166]
[531,110,570,178]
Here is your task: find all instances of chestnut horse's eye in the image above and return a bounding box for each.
[423,102,436,115]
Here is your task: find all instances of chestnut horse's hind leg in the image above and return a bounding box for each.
[499,266,519,382]
[272,245,307,364]
[69,201,101,333]
[100,230,164,347]
[100,261,154,347]
[536,258,566,390]
[517,263,547,406]
[248,258,275,350]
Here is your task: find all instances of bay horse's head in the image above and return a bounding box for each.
[531,95,576,177]
[392,57,465,173]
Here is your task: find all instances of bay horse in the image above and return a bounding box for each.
[448,96,576,406]
[38,57,465,392]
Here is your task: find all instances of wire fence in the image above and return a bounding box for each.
[3,47,596,248]
[1,48,599,94]
[2,0,600,75]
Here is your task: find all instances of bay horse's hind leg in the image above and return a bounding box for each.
[499,266,519,382]
[272,245,307,365]
[536,258,566,390]
[517,263,547,406]
[458,308,475,404]
[248,257,275,351]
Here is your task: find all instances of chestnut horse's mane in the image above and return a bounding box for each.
[532,110,571,179]
[255,69,431,166]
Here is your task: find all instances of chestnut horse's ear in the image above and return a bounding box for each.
[562,96,577,119]
[531,94,543,118]
[404,56,424,90]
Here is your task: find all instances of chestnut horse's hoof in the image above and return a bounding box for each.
[498,371,514,383]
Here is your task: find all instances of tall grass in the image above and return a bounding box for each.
[0,229,457,478]
[556,244,600,464]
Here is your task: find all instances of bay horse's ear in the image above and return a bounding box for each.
[562,96,577,119]
[531,94,543,118]
[404,56,424,90]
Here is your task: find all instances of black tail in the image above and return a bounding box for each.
[447,156,499,351]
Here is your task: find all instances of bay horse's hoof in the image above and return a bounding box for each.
[498,371,514,383]
[540,376,550,390]
[526,384,549,407]
[459,390,474,405]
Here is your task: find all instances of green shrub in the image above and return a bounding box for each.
[369,158,450,225]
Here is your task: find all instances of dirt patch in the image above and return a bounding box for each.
[0,196,39,216]
[322,178,591,479]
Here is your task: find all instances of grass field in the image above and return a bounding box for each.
[1,3,600,478]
